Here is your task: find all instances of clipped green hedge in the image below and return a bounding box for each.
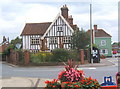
[30,52,53,63]
[68,50,79,61]
[30,49,80,64]
[52,48,70,62]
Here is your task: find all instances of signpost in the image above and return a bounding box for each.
[15,43,22,49]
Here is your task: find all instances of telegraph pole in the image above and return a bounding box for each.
[90,4,93,64]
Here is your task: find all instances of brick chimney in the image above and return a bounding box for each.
[94,24,97,30]
[61,4,69,20]
[68,15,73,25]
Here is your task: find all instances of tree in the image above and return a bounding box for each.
[3,37,22,55]
[11,37,22,44]
[71,29,90,51]
[112,42,120,47]
[10,36,22,49]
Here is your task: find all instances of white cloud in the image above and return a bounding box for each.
[0,0,118,43]
[23,4,59,23]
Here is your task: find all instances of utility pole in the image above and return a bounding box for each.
[90,4,93,64]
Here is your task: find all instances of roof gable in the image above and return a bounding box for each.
[41,13,74,39]
[21,22,52,36]
[87,29,111,37]
[95,29,111,37]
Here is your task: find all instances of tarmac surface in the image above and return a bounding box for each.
[0,58,118,88]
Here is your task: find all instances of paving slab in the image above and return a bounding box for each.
[0,77,52,88]
[1,77,38,87]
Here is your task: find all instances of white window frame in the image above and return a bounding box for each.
[31,37,40,45]
[101,40,106,46]
[49,37,57,43]
[100,49,108,54]
[63,36,71,43]
[57,26,63,32]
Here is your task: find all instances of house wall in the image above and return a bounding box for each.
[95,37,112,57]
[22,35,41,52]
[45,16,73,50]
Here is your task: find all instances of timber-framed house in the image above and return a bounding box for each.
[21,5,78,52]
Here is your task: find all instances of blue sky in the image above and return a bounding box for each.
[0,0,118,43]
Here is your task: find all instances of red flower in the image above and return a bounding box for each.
[51,81,55,84]
[53,79,58,82]
[86,81,92,85]
[88,77,92,80]
[63,82,69,84]
[53,86,56,88]
[44,80,50,84]
[94,79,98,81]
[74,85,79,87]
[58,71,66,79]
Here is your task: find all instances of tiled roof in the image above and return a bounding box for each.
[21,22,52,36]
[87,29,111,37]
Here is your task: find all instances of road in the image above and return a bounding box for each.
[1,58,119,83]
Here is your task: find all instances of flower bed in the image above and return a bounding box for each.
[100,55,106,59]
[44,59,101,89]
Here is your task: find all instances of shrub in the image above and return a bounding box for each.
[18,50,24,63]
[68,50,79,61]
[3,44,14,55]
[52,49,69,62]
[30,52,53,63]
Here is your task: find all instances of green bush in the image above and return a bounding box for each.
[3,44,14,55]
[18,50,24,63]
[52,49,69,62]
[30,52,53,63]
[30,49,80,63]
[68,50,79,61]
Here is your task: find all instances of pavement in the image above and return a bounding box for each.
[0,58,118,88]
[1,77,52,87]
[79,58,117,67]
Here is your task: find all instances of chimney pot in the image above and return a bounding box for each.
[61,4,69,19]
[94,24,97,30]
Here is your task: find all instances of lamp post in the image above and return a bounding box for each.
[90,4,93,64]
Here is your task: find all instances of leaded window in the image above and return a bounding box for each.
[57,26,63,32]
[49,37,57,43]
[63,36,71,43]
[31,38,40,45]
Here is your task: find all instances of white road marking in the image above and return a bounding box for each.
[78,67,96,70]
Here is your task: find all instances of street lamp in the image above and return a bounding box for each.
[90,4,93,64]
